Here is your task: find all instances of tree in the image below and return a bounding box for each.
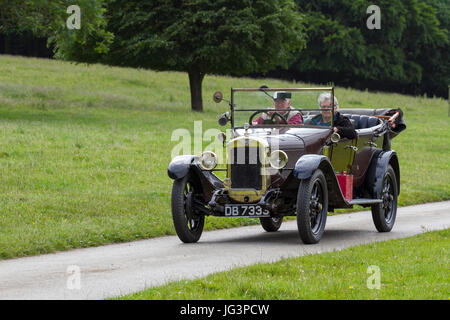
[0,0,113,62]
[99,0,306,112]
[290,0,448,97]
[421,0,450,97]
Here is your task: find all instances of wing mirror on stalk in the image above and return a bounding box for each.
[217,132,226,147]
[259,85,274,100]
[213,91,230,126]
[213,91,223,103]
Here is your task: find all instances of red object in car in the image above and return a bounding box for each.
[336,171,353,202]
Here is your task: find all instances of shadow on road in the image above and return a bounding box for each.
[187,228,378,246]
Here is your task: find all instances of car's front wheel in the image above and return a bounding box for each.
[296,169,328,244]
[371,165,398,232]
[259,217,283,232]
[171,172,205,243]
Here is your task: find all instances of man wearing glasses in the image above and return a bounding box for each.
[310,92,356,140]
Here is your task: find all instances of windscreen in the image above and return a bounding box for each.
[232,88,334,129]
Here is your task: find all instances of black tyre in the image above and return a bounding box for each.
[296,169,328,244]
[259,216,283,232]
[171,172,205,243]
[371,165,398,232]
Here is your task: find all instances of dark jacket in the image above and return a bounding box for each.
[307,112,357,140]
[334,112,357,140]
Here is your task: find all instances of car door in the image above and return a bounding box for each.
[351,128,376,187]
[329,137,357,174]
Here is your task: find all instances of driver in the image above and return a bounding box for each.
[251,91,303,125]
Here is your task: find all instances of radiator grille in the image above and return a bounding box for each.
[229,147,262,189]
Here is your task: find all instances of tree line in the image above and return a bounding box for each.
[0,0,448,111]
[289,0,449,99]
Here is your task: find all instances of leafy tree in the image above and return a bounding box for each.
[1,0,305,110]
[100,0,306,111]
[0,0,113,61]
[291,0,448,97]
[421,0,450,96]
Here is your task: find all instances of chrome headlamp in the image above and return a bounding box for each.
[269,150,288,169]
[198,151,218,170]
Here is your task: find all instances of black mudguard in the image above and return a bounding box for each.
[168,155,224,203]
[294,154,352,210]
[167,155,196,180]
[364,150,400,198]
[294,154,328,180]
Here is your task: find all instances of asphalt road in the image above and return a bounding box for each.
[0,201,448,300]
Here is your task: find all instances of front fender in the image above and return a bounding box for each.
[294,154,329,179]
[167,155,196,180]
[294,154,352,210]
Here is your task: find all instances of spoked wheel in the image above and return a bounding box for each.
[259,216,283,232]
[171,172,205,243]
[296,169,328,244]
[371,165,398,232]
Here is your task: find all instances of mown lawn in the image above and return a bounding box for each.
[119,229,449,300]
[0,55,448,259]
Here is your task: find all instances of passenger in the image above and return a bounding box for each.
[309,92,357,140]
[252,91,303,125]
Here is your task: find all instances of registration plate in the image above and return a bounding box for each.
[224,204,270,217]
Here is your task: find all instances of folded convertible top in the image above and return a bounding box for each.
[340,108,406,139]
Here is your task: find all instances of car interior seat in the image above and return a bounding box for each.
[343,114,380,130]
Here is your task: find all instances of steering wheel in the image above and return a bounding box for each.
[249,111,288,125]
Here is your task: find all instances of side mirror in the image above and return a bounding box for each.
[259,85,273,100]
[213,91,223,103]
[217,132,226,147]
[218,112,229,126]
[217,132,226,142]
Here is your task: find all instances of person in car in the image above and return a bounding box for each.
[308,92,357,140]
[252,91,303,125]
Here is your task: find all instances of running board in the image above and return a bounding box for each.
[349,198,382,205]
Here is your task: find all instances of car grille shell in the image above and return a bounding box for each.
[229,146,262,190]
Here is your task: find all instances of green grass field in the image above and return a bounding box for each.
[119,229,449,300]
[0,55,448,259]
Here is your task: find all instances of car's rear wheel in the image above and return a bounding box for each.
[171,172,205,243]
[296,169,328,244]
[259,216,283,232]
[371,165,398,232]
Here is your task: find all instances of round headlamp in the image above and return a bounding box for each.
[199,151,218,170]
[269,150,288,169]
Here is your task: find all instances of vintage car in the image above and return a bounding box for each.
[168,87,406,244]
